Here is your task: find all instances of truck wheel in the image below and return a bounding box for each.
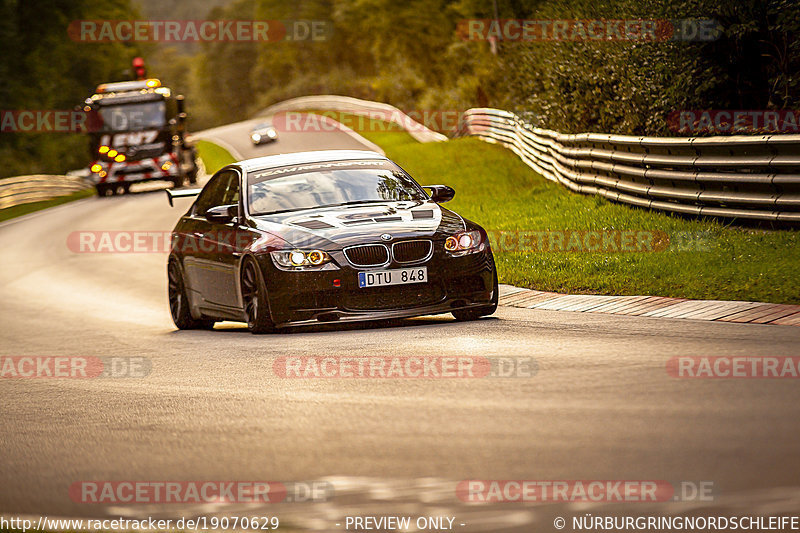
[95,184,107,197]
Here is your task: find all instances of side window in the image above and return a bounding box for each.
[194,170,236,215]
[221,171,240,206]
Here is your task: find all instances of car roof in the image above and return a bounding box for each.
[237,150,388,173]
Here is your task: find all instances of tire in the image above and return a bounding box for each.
[171,176,184,189]
[96,184,116,197]
[240,258,275,334]
[452,267,499,322]
[168,260,215,330]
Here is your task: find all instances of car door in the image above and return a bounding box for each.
[201,169,260,309]
[182,170,235,306]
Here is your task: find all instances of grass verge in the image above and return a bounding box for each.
[320,113,800,304]
[195,139,236,174]
[0,188,95,223]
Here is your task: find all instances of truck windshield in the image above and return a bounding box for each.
[97,101,166,131]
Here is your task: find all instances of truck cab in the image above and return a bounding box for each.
[83,79,198,196]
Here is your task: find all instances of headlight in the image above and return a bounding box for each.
[266,129,277,138]
[444,230,485,256]
[271,249,333,269]
[251,134,261,142]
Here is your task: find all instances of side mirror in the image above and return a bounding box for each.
[426,185,455,203]
[205,204,238,224]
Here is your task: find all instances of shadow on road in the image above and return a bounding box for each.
[165,315,500,336]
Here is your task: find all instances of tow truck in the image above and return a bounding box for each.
[82,78,198,196]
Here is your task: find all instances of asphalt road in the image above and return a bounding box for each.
[1,116,799,532]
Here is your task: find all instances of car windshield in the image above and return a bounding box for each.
[97,101,166,131]
[248,160,427,215]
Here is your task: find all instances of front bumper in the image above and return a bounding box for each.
[92,153,180,184]
[254,247,496,327]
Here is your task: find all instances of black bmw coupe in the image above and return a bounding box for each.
[166,150,498,333]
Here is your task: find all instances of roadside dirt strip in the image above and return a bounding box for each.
[499,285,800,326]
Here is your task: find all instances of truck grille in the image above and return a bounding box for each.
[392,240,433,263]
[115,165,154,176]
[127,147,166,160]
[344,244,390,267]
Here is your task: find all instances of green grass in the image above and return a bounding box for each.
[0,188,95,223]
[196,139,236,174]
[325,113,800,304]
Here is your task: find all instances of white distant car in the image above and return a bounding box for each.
[250,123,278,145]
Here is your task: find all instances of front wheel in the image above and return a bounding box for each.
[452,268,499,322]
[168,260,215,330]
[241,258,275,334]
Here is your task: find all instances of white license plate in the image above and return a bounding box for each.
[358,267,428,288]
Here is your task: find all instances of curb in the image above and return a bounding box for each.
[499,285,800,327]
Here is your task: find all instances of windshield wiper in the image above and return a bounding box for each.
[320,199,398,208]
[253,206,319,216]
[253,199,417,216]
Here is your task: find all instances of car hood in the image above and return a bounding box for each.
[249,200,465,249]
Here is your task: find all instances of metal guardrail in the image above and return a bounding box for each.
[457,108,800,222]
[259,95,448,143]
[0,174,93,210]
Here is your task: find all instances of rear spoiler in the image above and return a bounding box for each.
[166,188,202,207]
